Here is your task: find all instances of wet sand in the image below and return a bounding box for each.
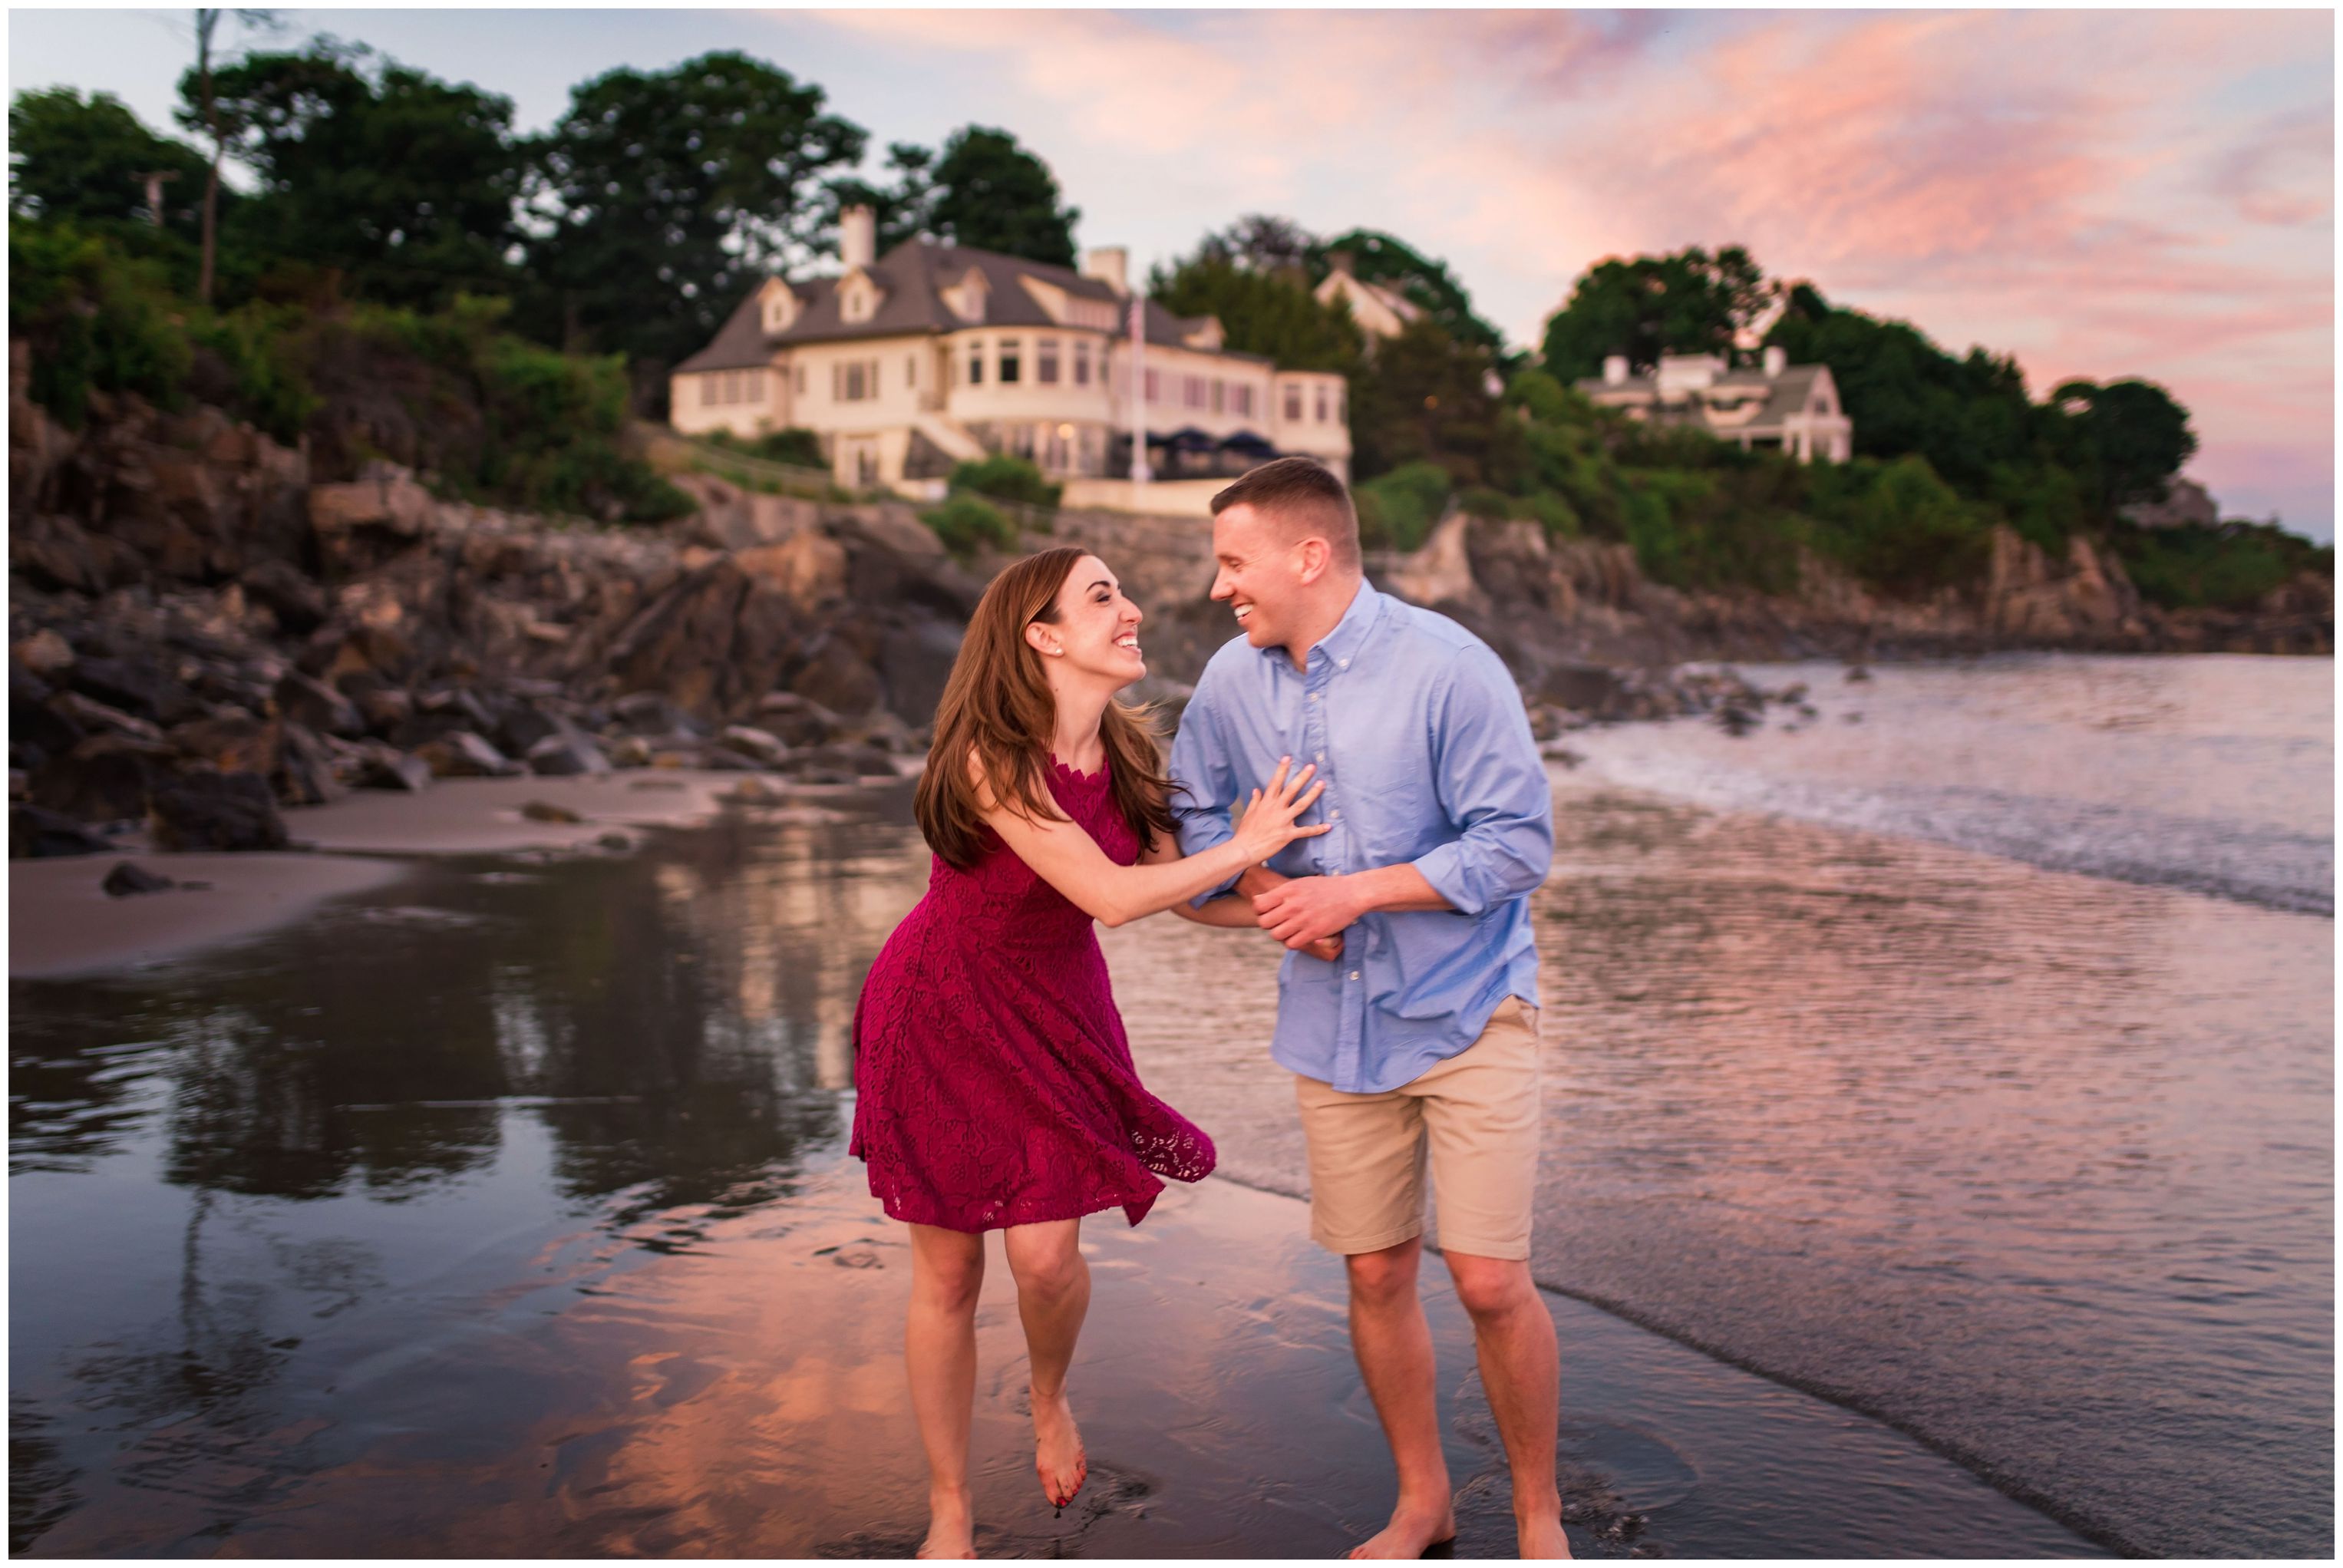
[13,767,2137,1556]
[12,1135,2101,1559]
[10,771,766,979]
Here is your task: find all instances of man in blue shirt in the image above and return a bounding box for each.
[1169,457,1567,1558]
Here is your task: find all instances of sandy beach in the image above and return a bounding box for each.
[8,768,2116,1557]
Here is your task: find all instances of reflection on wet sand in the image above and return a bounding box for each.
[5,771,2168,1557]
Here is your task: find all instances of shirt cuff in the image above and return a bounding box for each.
[1410,842,1484,916]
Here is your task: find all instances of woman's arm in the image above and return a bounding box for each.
[1147,830,1345,952]
[978,754,1326,929]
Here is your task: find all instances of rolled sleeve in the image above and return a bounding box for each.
[1167,672,1246,906]
[1409,647,1554,916]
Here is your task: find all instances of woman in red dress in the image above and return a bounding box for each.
[851,546,1326,1558]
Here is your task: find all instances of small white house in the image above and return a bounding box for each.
[669,206,1351,504]
[1575,348,1854,464]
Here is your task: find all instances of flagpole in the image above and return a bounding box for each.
[1130,286,1148,495]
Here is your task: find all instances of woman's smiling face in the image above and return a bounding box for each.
[1031,553,1145,688]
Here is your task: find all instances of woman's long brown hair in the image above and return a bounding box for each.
[916,546,1182,870]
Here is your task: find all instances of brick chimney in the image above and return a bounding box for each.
[1602,355,1629,385]
[840,204,876,271]
[1080,246,1129,295]
[1762,344,1787,378]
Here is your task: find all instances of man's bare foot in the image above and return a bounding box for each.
[1516,1507,1572,1559]
[1346,1497,1457,1559]
[1031,1387,1087,1510]
[916,1484,977,1559]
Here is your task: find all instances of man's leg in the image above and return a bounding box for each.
[1293,1071,1457,1559]
[1344,1237,1459,1559]
[1447,1252,1569,1558]
[1421,1000,1569,1558]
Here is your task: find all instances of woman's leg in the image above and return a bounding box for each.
[906,1223,987,1559]
[1002,1217,1091,1508]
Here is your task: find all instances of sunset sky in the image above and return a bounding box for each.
[12,7,2333,540]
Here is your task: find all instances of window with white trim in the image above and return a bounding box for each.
[1284,385,1302,422]
[1315,386,1329,422]
[1073,341,1091,386]
[700,375,718,408]
[1145,368,1160,403]
[1235,385,1253,418]
[745,368,764,404]
[1210,379,1225,414]
[1037,337,1060,385]
[998,338,1021,384]
[968,339,985,385]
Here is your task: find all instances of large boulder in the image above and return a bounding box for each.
[149,768,289,851]
[31,732,174,823]
[274,668,365,738]
[10,804,117,859]
[606,558,798,721]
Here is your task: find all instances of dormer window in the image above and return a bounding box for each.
[760,279,799,333]
[840,272,880,325]
[945,267,988,324]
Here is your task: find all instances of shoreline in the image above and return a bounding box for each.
[9,769,810,979]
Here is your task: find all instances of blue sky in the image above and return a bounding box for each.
[12,7,2334,540]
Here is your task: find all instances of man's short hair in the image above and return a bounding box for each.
[1211,456,1361,569]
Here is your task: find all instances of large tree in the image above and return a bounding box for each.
[2046,378,2197,517]
[1348,316,1523,487]
[9,87,213,237]
[186,39,523,309]
[922,126,1078,266]
[1539,245,1774,380]
[1765,281,2048,497]
[1147,253,1364,373]
[523,51,865,397]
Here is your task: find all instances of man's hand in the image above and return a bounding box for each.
[1253,874,1368,952]
[1236,864,1343,961]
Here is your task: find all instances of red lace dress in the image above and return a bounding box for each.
[850,755,1218,1231]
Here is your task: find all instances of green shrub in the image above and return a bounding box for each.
[1805,455,1995,596]
[2114,520,2329,611]
[1507,491,1580,537]
[921,493,1015,558]
[1355,460,1451,551]
[949,454,1061,510]
[10,220,192,427]
[187,302,317,444]
[1458,484,1512,520]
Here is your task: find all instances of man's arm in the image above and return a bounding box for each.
[1253,645,1553,950]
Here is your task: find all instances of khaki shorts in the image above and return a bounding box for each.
[1294,997,1543,1262]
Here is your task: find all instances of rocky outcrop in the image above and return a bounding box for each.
[8,391,970,855]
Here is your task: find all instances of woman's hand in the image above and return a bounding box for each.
[1233,757,1331,863]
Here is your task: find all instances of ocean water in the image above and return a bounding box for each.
[1114,652,2334,1556]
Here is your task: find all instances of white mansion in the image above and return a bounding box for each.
[670,207,1351,505]
[1576,348,1854,464]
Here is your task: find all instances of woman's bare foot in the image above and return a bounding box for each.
[1346,1496,1457,1559]
[1031,1387,1087,1510]
[916,1484,977,1559]
[1516,1507,1573,1559]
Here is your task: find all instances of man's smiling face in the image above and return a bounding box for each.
[1209,502,1306,652]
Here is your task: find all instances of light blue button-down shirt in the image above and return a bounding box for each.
[1168,581,1554,1094]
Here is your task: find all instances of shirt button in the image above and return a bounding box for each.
[1348,970,1361,981]
[1308,693,1319,703]
[1331,810,1341,820]
[1315,751,1325,762]
[1338,659,1350,668]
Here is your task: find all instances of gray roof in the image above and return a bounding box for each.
[1573,362,1830,429]
[676,239,1275,372]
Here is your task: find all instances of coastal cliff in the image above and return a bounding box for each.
[8,385,2331,856]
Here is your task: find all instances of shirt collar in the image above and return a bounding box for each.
[1264,577,1382,674]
